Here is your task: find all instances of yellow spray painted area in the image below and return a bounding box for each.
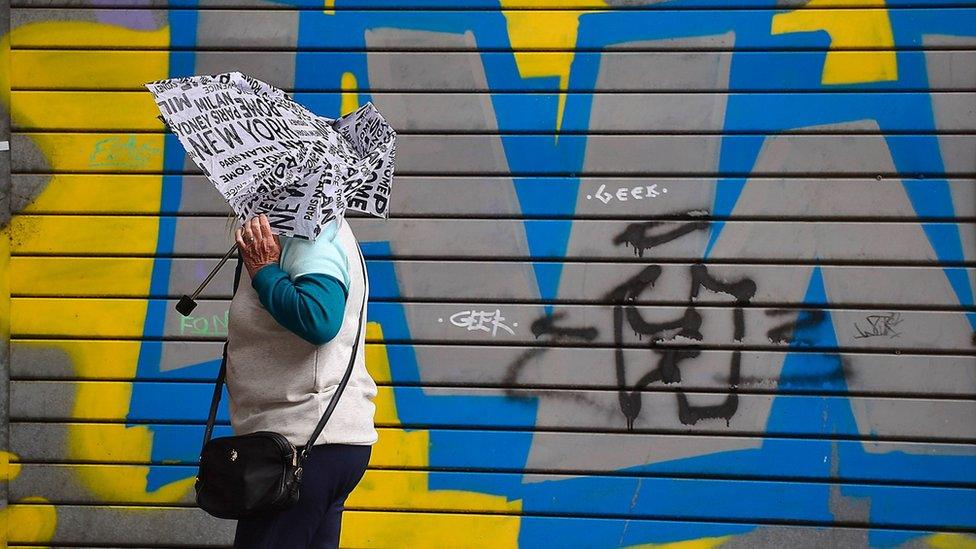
[771,0,897,85]
[2,18,171,543]
[625,536,733,549]
[2,450,58,544]
[499,0,608,138]
[341,71,361,115]
[344,323,523,547]
[925,533,976,548]
[10,50,170,90]
[10,20,169,49]
[14,91,163,131]
[14,175,166,214]
[4,497,58,546]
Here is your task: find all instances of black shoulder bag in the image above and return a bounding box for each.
[194,245,368,520]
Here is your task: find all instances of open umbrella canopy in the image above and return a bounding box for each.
[145,70,396,240]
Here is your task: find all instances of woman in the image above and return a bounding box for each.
[225,213,378,549]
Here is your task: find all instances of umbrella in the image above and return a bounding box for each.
[144,70,397,315]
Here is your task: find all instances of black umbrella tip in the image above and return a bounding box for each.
[176,295,198,317]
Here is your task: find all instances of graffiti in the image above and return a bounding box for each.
[502,310,600,392]
[179,310,228,337]
[441,309,518,337]
[88,135,161,169]
[502,311,609,410]
[613,219,709,258]
[604,220,833,428]
[8,4,976,548]
[853,312,904,339]
[603,226,763,428]
[506,218,831,430]
[585,183,668,205]
[733,355,851,388]
[766,307,828,345]
[608,261,750,429]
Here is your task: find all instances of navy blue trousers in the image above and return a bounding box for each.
[233,443,372,549]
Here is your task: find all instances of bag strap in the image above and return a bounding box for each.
[200,252,243,452]
[298,244,367,466]
[200,242,368,465]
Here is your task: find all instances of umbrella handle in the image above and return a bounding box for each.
[175,243,240,316]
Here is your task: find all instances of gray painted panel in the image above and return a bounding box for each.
[193,52,296,90]
[11,216,976,263]
[6,504,235,546]
[11,464,976,530]
[13,258,976,308]
[10,341,976,396]
[10,382,976,440]
[11,133,976,175]
[11,298,976,351]
[6,504,950,547]
[16,51,976,92]
[9,7,169,34]
[195,9,299,49]
[12,9,976,49]
[14,175,976,218]
[18,91,976,132]
[12,423,973,483]
[365,27,493,102]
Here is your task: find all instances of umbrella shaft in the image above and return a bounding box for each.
[189,243,239,300]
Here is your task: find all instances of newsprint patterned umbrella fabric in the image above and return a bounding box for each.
[145,70,396,240]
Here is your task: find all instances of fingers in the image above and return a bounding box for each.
[248,216,260,238]
[234,227,247,250]
[240,215,279,253]
[236,216,279,278]
[258,213,274,241]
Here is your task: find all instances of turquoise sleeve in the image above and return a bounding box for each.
[251,263,349,345]
[277,220,350,291]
